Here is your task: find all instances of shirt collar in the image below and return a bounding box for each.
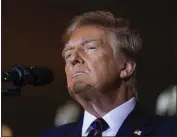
[82,97,136,135]
[82,109,97,134]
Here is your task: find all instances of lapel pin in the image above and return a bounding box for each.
[134,130,142,136]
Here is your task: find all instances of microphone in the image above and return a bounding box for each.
[2,65,54,86]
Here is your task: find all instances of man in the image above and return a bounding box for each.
[42,11,176,136]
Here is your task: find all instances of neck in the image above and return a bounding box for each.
[79,83,135,117]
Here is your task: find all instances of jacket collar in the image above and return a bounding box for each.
[68,103,154,136]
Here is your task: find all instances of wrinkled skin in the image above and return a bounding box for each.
[62,25,134,117]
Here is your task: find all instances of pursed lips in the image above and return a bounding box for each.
[71,70,87,77]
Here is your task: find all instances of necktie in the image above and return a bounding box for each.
[87,118,109,136]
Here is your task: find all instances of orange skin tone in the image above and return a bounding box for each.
[62,26,135,117]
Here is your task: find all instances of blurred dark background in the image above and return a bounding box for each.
[2,0,176,136]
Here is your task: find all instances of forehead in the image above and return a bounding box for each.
[65,26,106,47]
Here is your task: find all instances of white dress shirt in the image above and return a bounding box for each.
[82,97,136,136]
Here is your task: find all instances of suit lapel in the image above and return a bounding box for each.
[116,104,154,136]
[67,116,84,136]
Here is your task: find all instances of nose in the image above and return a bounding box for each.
[69,51,84,66]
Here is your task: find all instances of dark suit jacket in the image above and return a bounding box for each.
[41,104,176,136]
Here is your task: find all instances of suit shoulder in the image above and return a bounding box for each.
[153,115,176,135]
[154,115,176,125]
[40,122,77,136]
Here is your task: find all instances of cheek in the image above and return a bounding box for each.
[92,53,118,79]
[86,52,102,70]
[65,65,71,81]
[89,55,108,78]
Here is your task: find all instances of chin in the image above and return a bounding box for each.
[73,81,92,93]
[68,80,95,98]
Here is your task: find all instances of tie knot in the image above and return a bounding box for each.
[90,118,109,132]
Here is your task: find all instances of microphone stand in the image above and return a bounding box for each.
[2,65,54,96]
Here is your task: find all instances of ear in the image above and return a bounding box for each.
[120,60,136,79]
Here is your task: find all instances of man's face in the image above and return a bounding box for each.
[63,26,121,98]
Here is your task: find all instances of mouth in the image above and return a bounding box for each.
[72,71,87,78]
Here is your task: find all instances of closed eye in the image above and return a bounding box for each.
[65,53,72,60]
[84,41,99,51]
[87,46,96,50]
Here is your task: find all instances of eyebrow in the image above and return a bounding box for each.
[62,39,99,57]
